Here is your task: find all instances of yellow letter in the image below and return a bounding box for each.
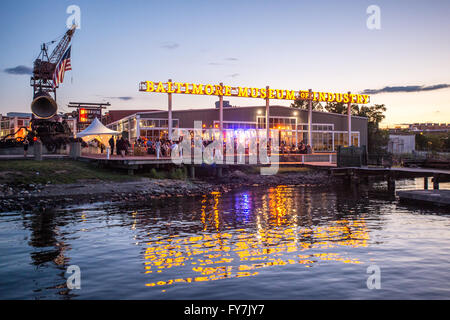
[276,89,284,99]
[285,90,296,100]
[146,81,155,92]
[167,82,175,93]
[238,87,249,97]
[363,95,370,104]
[350,94,357,103]
[215,85,223,96]
[224,86,232,96]
[356,95,364,104]
[192,83,204,95]
[184,83,191,94]
[318,92,327,102]
[268,89,275,99]
[250,87,259,98]
[174,82,183,93]
[204,84,214,95]
[327,93,335,102]
[343,93,350,103]
[260,88,267,99]
[156,82,166,93]
[335,93,343,103]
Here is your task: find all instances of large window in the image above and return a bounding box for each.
[140,119,179,129]
[257,116,296,130]
[333,132,360,150]
[214,121,256,130]
[312,132,333,152]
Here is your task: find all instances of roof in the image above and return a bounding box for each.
[76,118,120,137]
[103,109,161,124]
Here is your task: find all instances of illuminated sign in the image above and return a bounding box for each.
[139,81,370,104]
[78,107,101,123]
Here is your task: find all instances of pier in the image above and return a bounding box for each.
[79,152,337,176]
[331,166,450,205]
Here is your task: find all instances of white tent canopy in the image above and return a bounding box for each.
[76,118,120,146]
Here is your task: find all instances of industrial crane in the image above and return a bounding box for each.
[0,25,78,151]
[30,25,76,119]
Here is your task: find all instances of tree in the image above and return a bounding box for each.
[323,102,356,114]
[320,102,388,154]
[290,98,323,111]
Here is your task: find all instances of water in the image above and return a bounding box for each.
[0,178,449,299]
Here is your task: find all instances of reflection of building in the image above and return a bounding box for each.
[142,187,369,288]
[388,134,415,154]
[0,112,32,138]
[106,105,368,152]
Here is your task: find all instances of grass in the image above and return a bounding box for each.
[0,160,307,186]
[0,160,136,185]
[141,167,187,180]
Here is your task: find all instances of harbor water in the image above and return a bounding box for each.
[0,178,449,299]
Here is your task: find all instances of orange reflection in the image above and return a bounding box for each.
[143,186,369,288]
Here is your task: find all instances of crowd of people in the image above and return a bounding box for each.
[280,141,312,154]
[88,136,313,158]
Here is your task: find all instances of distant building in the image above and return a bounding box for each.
[0,112,32,139]
[0,112,77,139]
[388,134,415,154]
[215,101,231,108]
[102,109,160,126]
[408,123,450,132]
[106,105,368,152]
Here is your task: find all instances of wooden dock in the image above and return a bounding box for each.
[78,152,337,175]
[331,166,450,195]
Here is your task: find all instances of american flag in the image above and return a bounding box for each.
[52,46,72,88]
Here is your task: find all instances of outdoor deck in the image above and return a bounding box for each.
[79,152,337,168]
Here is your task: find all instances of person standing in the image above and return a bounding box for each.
[155,138,161,159]
[109,136,115,155]
[23,136,29,157]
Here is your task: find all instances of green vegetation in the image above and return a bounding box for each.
[415,132,450,152]
[0,160,136,185]
[143,167,187,180]
[0,160,191,185]
[291,99,389,155]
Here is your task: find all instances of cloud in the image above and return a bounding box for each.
[4,65,33,75]
[160,41,179,50]
[107,96,134,101]
[224,57,238,61]
[227,73,240,78]
[362,84,450,94]
[208,62,223,66]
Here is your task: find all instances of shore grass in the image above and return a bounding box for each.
[0,160,136,185]
[0,160,313,186]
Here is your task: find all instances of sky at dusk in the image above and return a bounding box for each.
[0,0,449,126]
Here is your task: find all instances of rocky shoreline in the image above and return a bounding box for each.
[0,169,339,212]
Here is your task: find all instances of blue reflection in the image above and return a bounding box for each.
[235,192,252,223]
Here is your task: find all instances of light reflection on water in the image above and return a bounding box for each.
[0,178,449,299]
[143,186,369,288]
